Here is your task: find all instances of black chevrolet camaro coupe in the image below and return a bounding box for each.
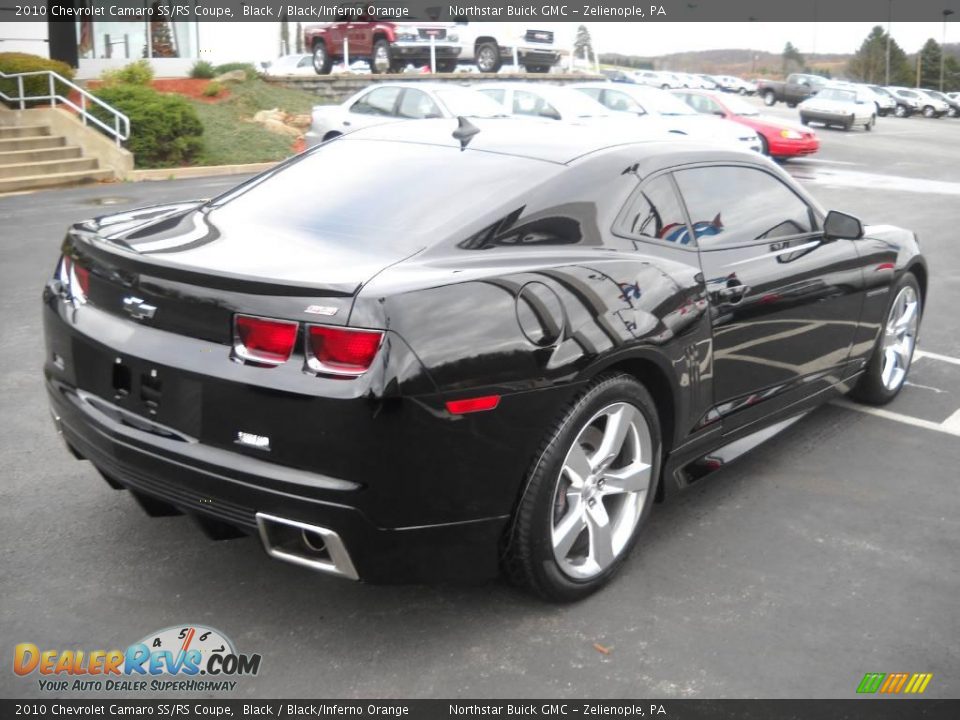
[43,119,926,601]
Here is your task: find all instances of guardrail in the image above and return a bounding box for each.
[0,69,130,145]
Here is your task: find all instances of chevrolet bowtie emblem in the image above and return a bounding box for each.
[122,296,157,320]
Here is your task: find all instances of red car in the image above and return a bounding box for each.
[673,89,820,159]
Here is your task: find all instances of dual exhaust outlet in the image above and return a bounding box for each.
[255,513,359,581]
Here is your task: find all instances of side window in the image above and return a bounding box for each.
[513,91,561,120]
[603,90,645,114]
[351,87,401,116]
[478,88,505,105]
[616,174,692,246]
[578,87,602,101]
[297,56,313,68]
[398,89,442,119]
[674,166,814,247]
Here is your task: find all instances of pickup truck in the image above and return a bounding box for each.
[304,20,460,74]
[756,73,827,108]
[450,22,559,73]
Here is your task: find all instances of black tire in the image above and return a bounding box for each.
[525,65,551,74]
[787,101,797,109]
[312,42,332,75]
[503,374,662,602]
[844,115,854,131]
[435,60,457,73]
[661,84,671,90]
[800,114,810,126]
[763,90,776,106]
[894,104,907,118]
[738,87,747,95]
[475,42,501,73]
[370,38,391,74]
[850,273,922,406]
[865,114,875,131]
[922,105,935,118]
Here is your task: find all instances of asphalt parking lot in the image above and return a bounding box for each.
[2,103,959,699]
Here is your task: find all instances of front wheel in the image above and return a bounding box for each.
[850,274,922,405]
[894,104,908,118]
[503,375,662,602]
[922,105,935,118]
[738,87,747,95]
[763,90,776,106]
[435,60,457,73]
[865,114,876,131]
[370,39,391,74]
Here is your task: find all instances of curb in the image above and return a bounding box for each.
[126,162,279,182]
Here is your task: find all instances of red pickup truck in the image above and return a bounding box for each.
[304,21,461,74]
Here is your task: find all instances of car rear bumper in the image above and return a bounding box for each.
[392,42,461,60]
[47,376,508,583]
[41,290,581,583]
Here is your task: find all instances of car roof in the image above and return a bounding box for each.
[336,117,762,167]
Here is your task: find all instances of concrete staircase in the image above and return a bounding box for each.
[0,123,113,194]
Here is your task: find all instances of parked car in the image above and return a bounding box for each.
[634,70,683,89]
[878,86,920,117]
[43,118,926,600]
[922,89,960,118]
[305,82,506,146]
[757,73,827,107]
[696,74,721,90]
[673,89,819,158]
[475,83,651,131]
[304,20,460,74]
[866,85,907,116]
[572,82,762,152]
[262,54,316,77]
[841,83,896,117]
[449,22,559,73]
[887,87,948,118]
[714,75,757,95]
[799,85,877,131]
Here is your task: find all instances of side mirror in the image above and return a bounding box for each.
[823,210,864,241]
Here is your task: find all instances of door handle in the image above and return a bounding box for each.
[716,285,750,304]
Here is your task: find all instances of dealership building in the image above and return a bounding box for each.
[0,1,282,78]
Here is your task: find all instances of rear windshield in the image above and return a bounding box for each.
[209,138,556,251]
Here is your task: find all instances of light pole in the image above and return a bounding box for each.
[885,0,892,85]
[942,9,955,92]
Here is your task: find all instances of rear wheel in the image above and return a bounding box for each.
[787,101,797,109]
[850,274,921,405]
[503,375,662,602]
[763,90,776,106]
[738,87,747,95]
[312,42,332,75]
[475,42,501,73]
[800,114,810,126]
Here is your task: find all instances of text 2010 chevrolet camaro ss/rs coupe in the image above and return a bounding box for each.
[43,119,926,601]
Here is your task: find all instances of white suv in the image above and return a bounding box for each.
[450,22,559,73]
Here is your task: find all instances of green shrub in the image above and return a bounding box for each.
[202,81,223,97]
[212,62,260,81]
[189,60,216,79]
[100,59,154,87]
[92,84,203,168]
[0,52,75,102]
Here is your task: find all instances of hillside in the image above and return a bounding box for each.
[600,48,851,80]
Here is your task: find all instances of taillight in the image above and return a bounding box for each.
[59,255,90,302]
[446,395,501,415]
[233,314,298,366]
[306,325,383,376]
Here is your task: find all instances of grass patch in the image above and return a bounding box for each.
[189,79,321,166]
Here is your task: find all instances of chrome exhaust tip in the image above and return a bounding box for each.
[255,512,359,581]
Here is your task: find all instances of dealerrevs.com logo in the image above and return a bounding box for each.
[13,625,262,693]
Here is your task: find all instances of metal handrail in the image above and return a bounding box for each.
[0,69,130,146]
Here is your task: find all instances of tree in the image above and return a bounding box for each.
[574,25,593,61]
[782,42,805,74]
[917,38,942,89]
[944,55,960,92]
[847,26,912,85]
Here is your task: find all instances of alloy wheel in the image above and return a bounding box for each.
[477,45,498,73]
[880,285,919,391]
[551,402,653,580]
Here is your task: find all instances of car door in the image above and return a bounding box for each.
[673,164,867,432]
